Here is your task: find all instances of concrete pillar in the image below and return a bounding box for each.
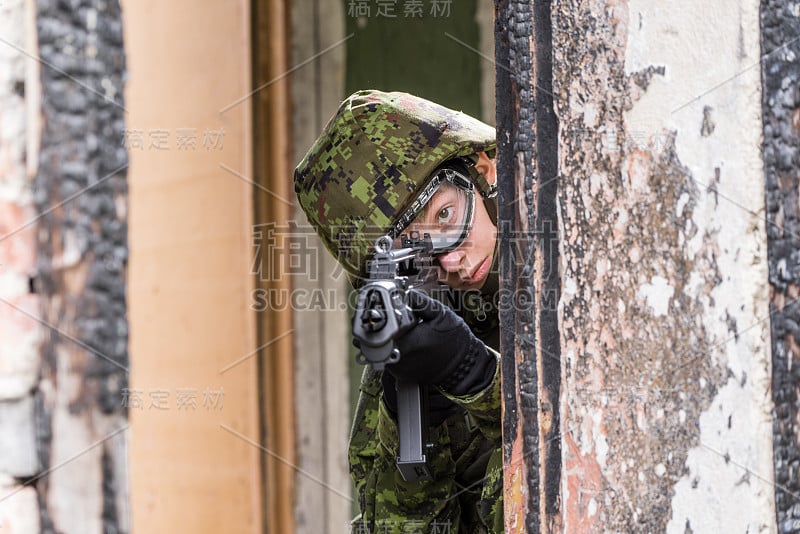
[124,0,264,531]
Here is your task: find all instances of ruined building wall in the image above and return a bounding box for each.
[762,0,800,532]
[0,0,45,527]
[497,0,777,531]
[0,0,129,532]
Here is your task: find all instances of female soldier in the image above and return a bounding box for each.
[294,89,502,533]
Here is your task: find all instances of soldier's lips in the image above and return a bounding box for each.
[464,257,491,286]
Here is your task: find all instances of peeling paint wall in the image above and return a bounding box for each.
[0,0,43,530]
[552,0,775,532]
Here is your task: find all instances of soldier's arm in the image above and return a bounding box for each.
[439,348,501,440]
[349,370,465,532]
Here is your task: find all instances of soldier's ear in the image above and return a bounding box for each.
[475,151,496,186]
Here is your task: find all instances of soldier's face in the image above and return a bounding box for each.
[436,152,497,291]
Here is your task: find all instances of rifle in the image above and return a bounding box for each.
[352,231,438,482]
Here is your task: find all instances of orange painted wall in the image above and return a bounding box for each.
[122,1,262,532]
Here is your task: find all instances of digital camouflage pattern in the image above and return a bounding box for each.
[294,90,496,279]
[349,356,503,533]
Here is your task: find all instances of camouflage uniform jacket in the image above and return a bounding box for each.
[349,285,503,534]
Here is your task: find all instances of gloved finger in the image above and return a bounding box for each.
[351,337,361,349]
[406,289,443,321]
[381,371,398,415]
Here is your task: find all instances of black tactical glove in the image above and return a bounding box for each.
[385,290,496,396]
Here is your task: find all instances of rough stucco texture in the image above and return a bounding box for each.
[554,0,775,532]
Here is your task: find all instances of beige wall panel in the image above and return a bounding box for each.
[123,1,262,532]
[476,0,495,126]
[289,0,351,532]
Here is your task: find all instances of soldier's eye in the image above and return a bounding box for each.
[437,206,455,225]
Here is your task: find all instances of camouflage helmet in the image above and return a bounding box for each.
[294,89,496,280]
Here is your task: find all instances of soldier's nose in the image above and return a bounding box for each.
[437,249,465,272]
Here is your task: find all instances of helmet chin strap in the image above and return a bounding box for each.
[470,165,497,227]
[473,171,497,200]
[483,195,498,227]
[460,153,497,201]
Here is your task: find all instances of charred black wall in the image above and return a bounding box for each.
[762,1,800,532]
[495,0,561,530]
[34,0,128,531]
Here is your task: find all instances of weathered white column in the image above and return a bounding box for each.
[497,0,777,531]
[0,0,43,531]
[556,0,777,530]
